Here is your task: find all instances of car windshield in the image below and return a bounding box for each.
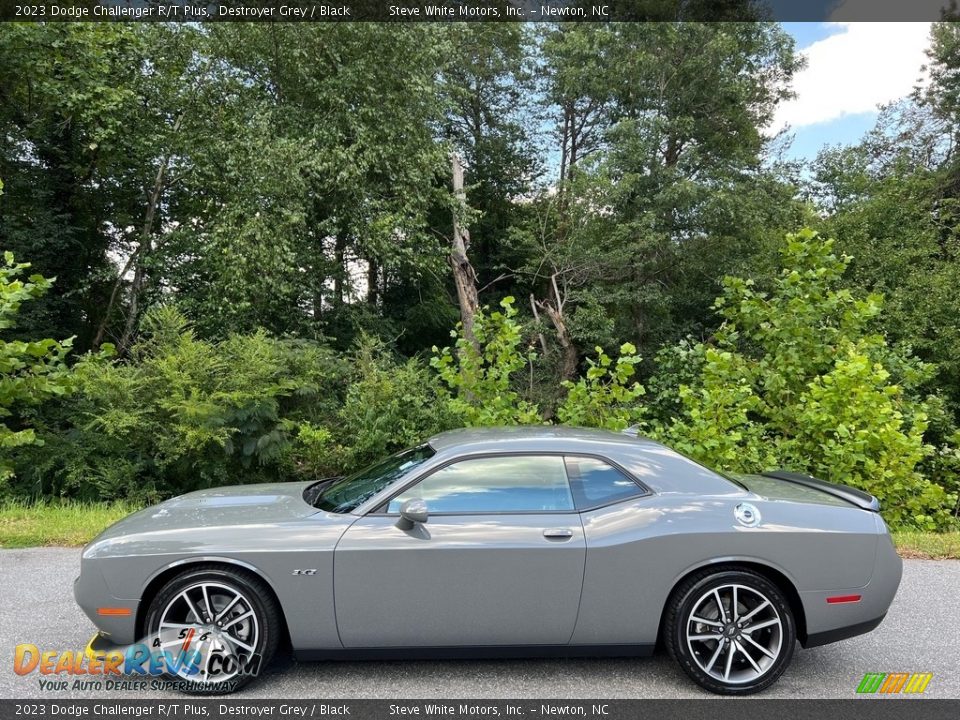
[313,445,435,513]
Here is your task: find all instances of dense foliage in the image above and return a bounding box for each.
[2,23,960,529]
[650,231,953,528]
[11,308,346,501]
[0,251,73,479]
[431,296,645,430]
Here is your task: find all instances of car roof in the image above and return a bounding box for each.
[426,425,668,454]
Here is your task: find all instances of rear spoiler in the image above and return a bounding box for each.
[761,470,881,513]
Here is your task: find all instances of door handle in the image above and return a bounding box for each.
[543,528,574,540]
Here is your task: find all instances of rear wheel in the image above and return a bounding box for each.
[143,565,281,693]
[665,568,795,695]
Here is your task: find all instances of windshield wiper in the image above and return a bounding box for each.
[304,477,343,508]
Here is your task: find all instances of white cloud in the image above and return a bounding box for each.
[772,22,932,132]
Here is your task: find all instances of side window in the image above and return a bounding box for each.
[565,456,644,509]
[387,455,574,514]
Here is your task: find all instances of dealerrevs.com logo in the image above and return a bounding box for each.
[856,673,934,695]
[13,632,262,693]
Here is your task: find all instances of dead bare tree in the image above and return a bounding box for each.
[526,194,612,383]
[528,294,549,356]
[533,272,578,382]
[449,152,480,346]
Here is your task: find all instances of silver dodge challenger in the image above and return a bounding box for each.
[75,426,902,695]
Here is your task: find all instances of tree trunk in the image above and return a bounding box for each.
[559,104,571,185]
[541,302,578,381]
[449,152,479,345]
[92,247,139,350]
[529,293,549,356]
[535,274,578,382]
[95,114,183,352]
[106,159,167,353]
[367,256,379,306]
[118,249,148,354]
[568,107,579,178]
[333,229,346,308]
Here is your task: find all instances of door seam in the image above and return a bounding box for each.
[564,513,589,645]
[330,514,363,649]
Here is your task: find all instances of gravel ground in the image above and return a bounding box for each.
[1,548,957,699]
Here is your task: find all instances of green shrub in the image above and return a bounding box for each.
[10,307,346,502]
[432,299,647,432]
[643,339,705,426]
[431,297,543,426]
[290,336,458,478]
[917,395,960,521]
[556,343,644,431]
[651,229,955,529]
[0,252,74,480]
[659,346,773,471]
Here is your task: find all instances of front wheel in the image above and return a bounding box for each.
[143,565,281,693]
[665,568,795,695]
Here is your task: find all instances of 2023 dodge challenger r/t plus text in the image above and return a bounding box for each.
[74,426,902,695]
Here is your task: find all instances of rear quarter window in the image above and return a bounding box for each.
[565,456,646,509]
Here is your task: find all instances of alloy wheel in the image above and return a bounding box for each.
[155,581,260,684]
[684,583,784,685]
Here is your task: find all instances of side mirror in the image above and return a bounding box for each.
[396,498,428,530]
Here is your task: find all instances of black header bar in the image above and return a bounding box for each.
[1,0,958,22]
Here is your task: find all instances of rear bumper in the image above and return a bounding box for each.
[799,523,902,648]
[804,613,886,648]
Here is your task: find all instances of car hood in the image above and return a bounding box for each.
[88,481,321,546]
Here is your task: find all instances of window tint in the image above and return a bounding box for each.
[388,455,574,513]
[315,445,434,513]
[565,456,644,508]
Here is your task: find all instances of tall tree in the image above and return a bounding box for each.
[811,108,960,418]
[161,24,450,344]
[805,23,960,422]
[93,25,207,353]
[0,24,151,349]
[526,22,802,371]
[449,153,480,343]
[439,23,542,293]
[542,25,610,184]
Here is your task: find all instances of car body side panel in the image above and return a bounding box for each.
[333,513,587,647]
[81,514,356,648]
[571,494,881,645]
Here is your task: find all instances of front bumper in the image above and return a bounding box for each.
[73,560,140,645]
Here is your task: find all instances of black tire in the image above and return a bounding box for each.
[665,567,795,695]
[143,564,282,694]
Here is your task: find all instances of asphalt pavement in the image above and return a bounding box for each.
[1,548,957,699]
